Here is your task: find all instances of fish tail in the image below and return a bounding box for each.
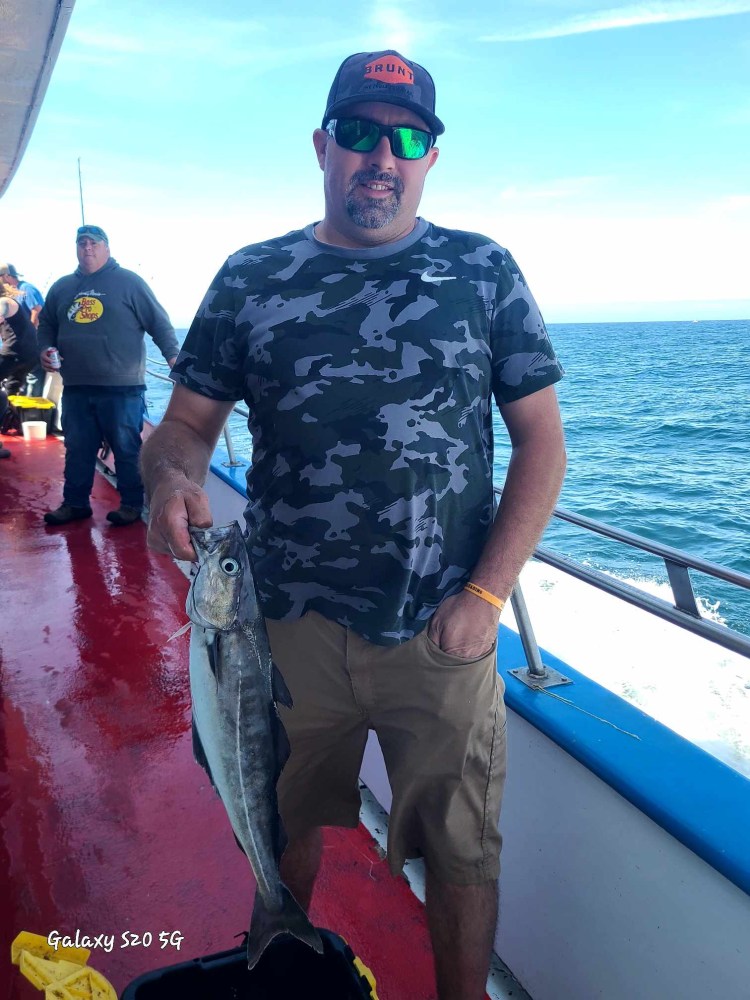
[246,885,324,970]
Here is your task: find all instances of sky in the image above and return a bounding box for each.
[1,0,749,327]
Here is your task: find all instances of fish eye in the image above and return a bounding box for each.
[220,558,241,576]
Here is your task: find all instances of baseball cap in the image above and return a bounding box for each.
[323,50,445,136]
[76,225,109,244]
[0,263,21,279]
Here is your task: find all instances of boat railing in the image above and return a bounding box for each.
[494,491,750,680]
[147,361,750,674]
[147,360,250,467]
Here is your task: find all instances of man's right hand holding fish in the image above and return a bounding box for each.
[144,392,234,560]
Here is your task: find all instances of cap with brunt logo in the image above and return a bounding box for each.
[323,50,445,136]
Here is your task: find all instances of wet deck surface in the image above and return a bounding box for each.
[0,431,441,998]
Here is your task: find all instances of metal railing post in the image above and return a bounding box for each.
[508,583,572,690]
[510,585,547,678]
[221,424,245,468]
[664,559,700,618]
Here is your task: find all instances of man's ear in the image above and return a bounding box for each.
[312,128,329,171]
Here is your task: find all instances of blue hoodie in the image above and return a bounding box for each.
[38,258,179,387]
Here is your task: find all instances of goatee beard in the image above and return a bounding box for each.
[345,170,403,229]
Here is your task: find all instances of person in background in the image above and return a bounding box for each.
[0,263,44,326]
[38,224,179,526]
[0,279,39,397]
[0,263,46,393]
[141,50,566,1000]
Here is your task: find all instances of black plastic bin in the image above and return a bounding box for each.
[120,928,378,1000]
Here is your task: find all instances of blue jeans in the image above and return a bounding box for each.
[61,390,146,509]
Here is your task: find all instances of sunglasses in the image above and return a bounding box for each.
[326,117,434,160]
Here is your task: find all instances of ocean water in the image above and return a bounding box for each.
[530,320,750,637]
[145,318,750,775]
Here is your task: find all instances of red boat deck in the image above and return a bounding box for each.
[0,431,443,998]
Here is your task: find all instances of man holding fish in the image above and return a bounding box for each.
[142,49,566,1000]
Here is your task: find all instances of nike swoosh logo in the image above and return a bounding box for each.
[421,271,457,283]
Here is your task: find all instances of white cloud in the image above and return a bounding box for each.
[702,193,750,213]
[368,7,419,51]
[67,28,149,53]
[421,187,750,319]
[481,1,750,42]
[363,4,448,56]
[68,18,265,58]
[66,15,355,72]
[497,176,608,203]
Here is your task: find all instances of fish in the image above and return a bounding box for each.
[186,521,323,969]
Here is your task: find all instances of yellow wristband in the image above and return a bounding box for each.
[464,582,505,611]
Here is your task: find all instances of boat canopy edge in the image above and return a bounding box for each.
[0,0,76,199]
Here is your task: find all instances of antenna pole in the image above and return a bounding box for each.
[77,158,85,224]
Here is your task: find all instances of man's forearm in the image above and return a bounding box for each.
[427,416,565,659]
[140,388,235,558]
[140,419,214,501]
[470,432,566,601]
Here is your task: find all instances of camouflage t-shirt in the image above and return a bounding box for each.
[172,219,563,644]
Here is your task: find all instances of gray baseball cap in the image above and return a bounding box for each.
[323,50,445,136]
[76,225,109,245]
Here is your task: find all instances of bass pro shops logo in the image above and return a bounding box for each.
[67,295,104,324]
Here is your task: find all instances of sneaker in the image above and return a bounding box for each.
[106,505,142,527]
[44,504,93,525]
[0,446,10,459]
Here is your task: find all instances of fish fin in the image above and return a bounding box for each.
[191,718,217,788]
[207,633,222,683]
[167,620,192,641]
[272,663,293,709]
[246,886,323,970]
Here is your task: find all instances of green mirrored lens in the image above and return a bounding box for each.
[338,120,379,152]
[392,128,430,159]
[333,119,432,160]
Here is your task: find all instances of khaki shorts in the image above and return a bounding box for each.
[266,610,507,885]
